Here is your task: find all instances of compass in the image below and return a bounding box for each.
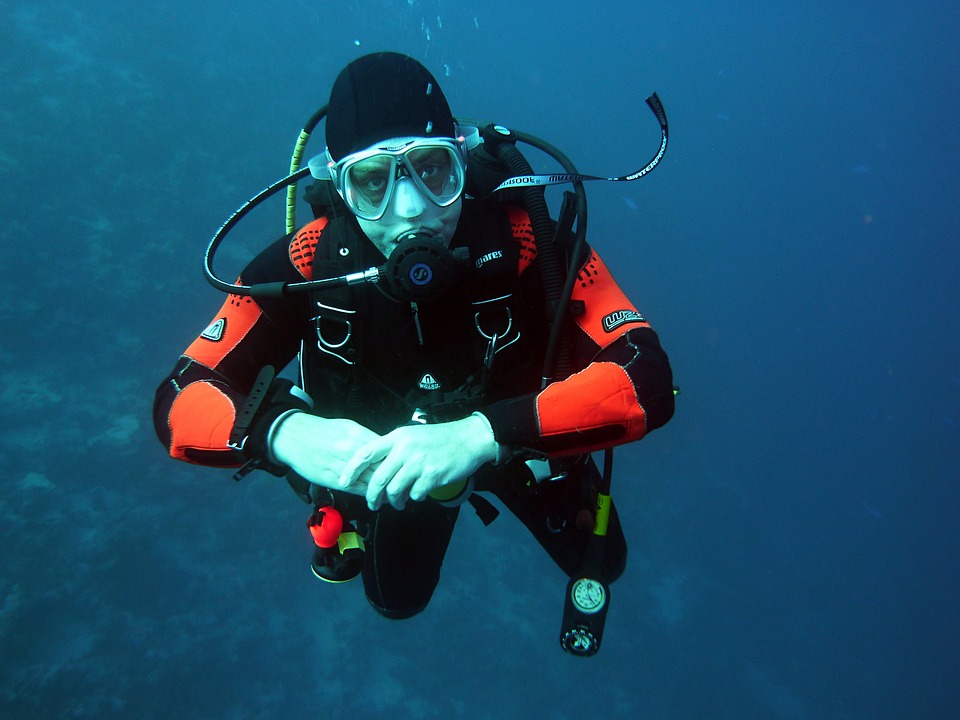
[560,626,600,656]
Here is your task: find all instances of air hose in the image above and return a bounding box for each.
[485,130,578,382]
[286,105,328,234]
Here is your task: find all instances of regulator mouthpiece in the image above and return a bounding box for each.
[378,234,469,303]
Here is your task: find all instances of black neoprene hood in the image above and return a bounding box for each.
[325,52,457,161]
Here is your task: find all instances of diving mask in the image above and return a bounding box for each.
[310,137,467,221]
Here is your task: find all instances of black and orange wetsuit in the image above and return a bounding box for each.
[153,200,674,618]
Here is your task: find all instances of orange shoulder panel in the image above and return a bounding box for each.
[571,251,650,349]
[503,204,537,274]
[184,291,262,369]
[289,218,329,281]
[167,381,238,462]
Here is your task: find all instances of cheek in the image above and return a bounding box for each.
[437,200,463,234]
[440,201,462,224]
[356,219,391,255]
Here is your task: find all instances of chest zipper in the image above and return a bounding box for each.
[411,301,425,346]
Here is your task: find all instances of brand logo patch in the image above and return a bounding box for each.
[418,373,441,391]
[409,262,433,286]
[201,318,226,341]
[601,310,645,333]
[475,250,503,269]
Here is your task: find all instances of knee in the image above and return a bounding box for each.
[367,597,428,620]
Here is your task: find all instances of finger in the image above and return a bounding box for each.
[337,472,369,496]
[408,475,434,502]
[339,454,373,490]
[366,448,406,511]
[386,467,418,509]
[366,462,397,511]
[340,438,388,489]
[343,465,374,494]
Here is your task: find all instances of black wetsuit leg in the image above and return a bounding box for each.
[360,501,461,619]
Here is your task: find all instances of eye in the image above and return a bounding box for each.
[409,149,452,190]
[349,158,392,201]
[360,175,387,192]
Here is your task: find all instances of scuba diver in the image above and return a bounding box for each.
[153,52,674,655]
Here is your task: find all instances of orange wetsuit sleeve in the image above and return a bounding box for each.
[153,221,325,465]
[483,248,674,457]
[152,290,282,466]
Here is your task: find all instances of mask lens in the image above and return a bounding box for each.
[405,146,463,204]
[343,155,396,220]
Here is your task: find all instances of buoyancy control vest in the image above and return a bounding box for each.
[297,198,551,434]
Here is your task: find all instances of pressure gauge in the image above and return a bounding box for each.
[570,578,606,614]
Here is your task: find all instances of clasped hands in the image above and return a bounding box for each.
[269,412,498,510]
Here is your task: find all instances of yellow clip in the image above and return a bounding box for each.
[338,531,364,554]
[594,493,612,537]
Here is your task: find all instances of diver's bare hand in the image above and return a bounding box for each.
[270,412,380,493]
[340,414,498,510]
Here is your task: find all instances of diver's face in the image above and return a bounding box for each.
[346,137,464,257]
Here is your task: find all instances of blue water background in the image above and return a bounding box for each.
[1,1,958,717]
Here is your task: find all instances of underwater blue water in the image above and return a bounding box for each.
[1,1,958,717]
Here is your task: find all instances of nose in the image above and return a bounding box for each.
[391,176,427,219]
